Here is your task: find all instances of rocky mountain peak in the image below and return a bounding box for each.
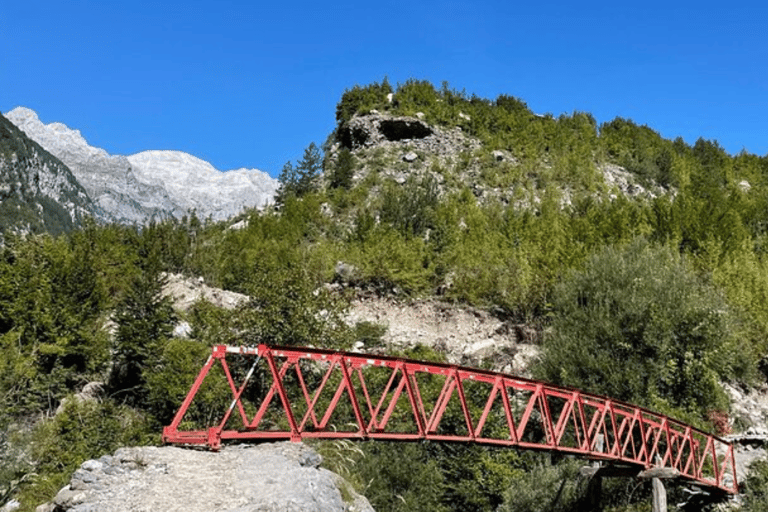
[5,108,279,224]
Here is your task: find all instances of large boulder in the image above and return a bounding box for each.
[38,442,373,512]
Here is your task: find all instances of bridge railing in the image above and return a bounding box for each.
[162,344,737,494]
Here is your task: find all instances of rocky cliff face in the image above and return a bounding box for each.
[0,112,95,235]
[5,108,278,224]
[37,443,373,512]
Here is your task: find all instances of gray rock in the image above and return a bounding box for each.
[334,262,359,285]
[0,500,20,512]
[39,443,374,512]
[403,152,418,163]
[54,382,105,415]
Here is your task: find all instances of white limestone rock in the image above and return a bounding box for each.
[128,150,278,221]
[6,107,278,224]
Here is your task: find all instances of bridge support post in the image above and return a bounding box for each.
[583,433,604,510]
[652,478,667,512]
[585,475,602,510]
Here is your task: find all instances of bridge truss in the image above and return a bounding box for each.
[162,344,737,494]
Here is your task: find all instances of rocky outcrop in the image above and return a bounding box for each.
[601,163,666,200]
[162,273,249,312]
[38,443,373,512]
[337,113,480,157]
[6,108,278,224]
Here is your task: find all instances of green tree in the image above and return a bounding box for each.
[535,238,741,420]
[352,442,447,512]
[275,142,323,203]
[328,147,355,189]
[296,141,322,193]
[499,458,586,512]
[108,257,175,406]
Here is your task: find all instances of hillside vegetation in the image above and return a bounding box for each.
[4,79,768,511]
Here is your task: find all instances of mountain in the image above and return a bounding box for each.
[127,150,278,221]
[5,107,278,223]
[0,111,95,235]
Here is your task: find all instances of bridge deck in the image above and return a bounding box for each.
[162,344,737,494]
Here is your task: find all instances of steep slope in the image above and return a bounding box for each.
[0,112,95,235]
[6,107,278,223]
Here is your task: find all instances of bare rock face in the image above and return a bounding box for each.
[600,163,665,200]
[338,115,434,149]
[127,151,278,221]
[6,107,180,224]
[346,296,540,376]
[337,113,480,157]
[38,443,373,512]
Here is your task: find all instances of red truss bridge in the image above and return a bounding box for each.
[162,344,738,494]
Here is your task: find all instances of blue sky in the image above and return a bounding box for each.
[2,0,766,177]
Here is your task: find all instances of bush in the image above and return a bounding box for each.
[15,399,153,510]
[535,238,742,421]
[499,458,586,512]
[741,458,768,511]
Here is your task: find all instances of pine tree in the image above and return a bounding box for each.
[275,142,322,204]
[295,142,322,195]
[108,254,175,406]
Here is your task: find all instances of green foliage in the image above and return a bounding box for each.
[498,458,586,512]
[350,442,448,512]
[336,78,393,123]
[0,234,110,415]
[328,147,356,190]
[276,142,323,203]
[143,336,229,426]
[536,238,741,420]
[108,259,176,406]
[16,399,154,510]
[599,117,676,187]
[344,225,432,295]
[741,458,768,511]
[429,444,522,511]
[351,321,387,349]
[379,174,439,236]
[237,262,351,348]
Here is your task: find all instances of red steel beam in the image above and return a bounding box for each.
[162,344,738,494]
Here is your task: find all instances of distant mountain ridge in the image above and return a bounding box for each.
[5,107,278,224]
[0,112,94,235]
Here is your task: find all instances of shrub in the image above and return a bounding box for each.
[741,458,768,511]
[535,238,741,421]
[498,458,585,512]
